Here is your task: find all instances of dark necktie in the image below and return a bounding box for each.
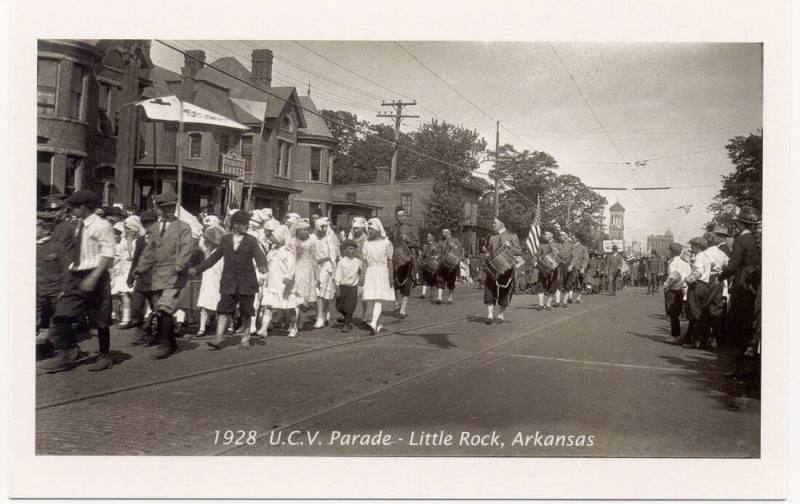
[160,221,167,238]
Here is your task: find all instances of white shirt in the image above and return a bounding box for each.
[666,256,692,290]
[689,250,713,283]
[70,213,116,271]
[334,256,362,287]
[704,245,729,275]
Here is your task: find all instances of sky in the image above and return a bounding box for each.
[150,40,763,246]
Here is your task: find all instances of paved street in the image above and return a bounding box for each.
[36,286,759,457]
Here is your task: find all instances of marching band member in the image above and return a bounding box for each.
[419,232,438,300]
[388,206,420,319]
[362,218,396,334]
[484,218,522,324]
[535,230,559,311]
[555,230,574,307]
[434,228,463,305]
[258,224,303,339]
[312,217,339,328]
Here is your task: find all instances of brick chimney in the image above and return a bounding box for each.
[251,49,273,89]
[376,166,391,184]
[180,50,205,102]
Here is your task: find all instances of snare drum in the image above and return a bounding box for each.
[423,257,440,276]
[393,241,412,267]
[487,247,515,278]
[441,250,462,271]
[537,253,559,273]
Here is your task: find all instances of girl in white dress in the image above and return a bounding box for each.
[259,225,302,338]
[111,218,142,326]
[362,218,395,334]
[312,217,339,328]
[196,226,226,337]
[291,219,317,307]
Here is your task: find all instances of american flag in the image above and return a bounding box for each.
[526,195,542,254]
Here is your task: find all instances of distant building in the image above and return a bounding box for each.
[646,230,674,257]
[608,201,625,240]
[332,167,486,255]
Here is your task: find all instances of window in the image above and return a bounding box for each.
[65,156,83,195]
[277,141,291,177]
[97,82,112,133]
[219,133,231,156]
[308,202,322,218]
[276,141,285,175]
[37,152,53,194]
[281,115,294,132]
[188,133,202,158]
[68,65,85,120]
[165,125,177,162]
[240,135,252,171]
[37,59,58,116]
[401,193,412,216]
[310,148,322,181]
[286,144,293,177]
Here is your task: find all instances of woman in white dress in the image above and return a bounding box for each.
[312,217,339,328]
[362,218,395,334]
[259,225,302,338]
[196,226,226,337]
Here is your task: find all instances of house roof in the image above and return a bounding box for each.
[143,66,181,98]
[297,96,333,139]
[609,202,626,212]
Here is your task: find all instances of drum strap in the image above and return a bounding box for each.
[493,268,514,299]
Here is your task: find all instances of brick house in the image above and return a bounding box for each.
[132,48,336,219]
[36,39,153,203]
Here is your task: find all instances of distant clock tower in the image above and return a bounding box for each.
[608,201,625,240]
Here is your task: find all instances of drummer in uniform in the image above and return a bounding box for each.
[419,232,439,300]
[534,230,560,311]
[484,218,522,324]
[434,228,463,305]
[388,205,420,319]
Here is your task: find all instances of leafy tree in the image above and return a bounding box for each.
[402,120,486,181]
[541,174,607,245]
[706,131,762,229]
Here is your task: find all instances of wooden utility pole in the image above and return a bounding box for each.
[494,121,500,218]
[377,100,418,184]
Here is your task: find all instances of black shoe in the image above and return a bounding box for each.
[485,317,493,325]
[567,298,573,304]
[206,340,222,350]
[151,345,177,359]
[118,321,138,330]
[89,352,113,371]
[37,347,78,373]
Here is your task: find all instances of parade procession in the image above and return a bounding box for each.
[30,38,765,459]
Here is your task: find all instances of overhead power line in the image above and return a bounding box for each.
[155,40,487,179]
[548,43,629,164]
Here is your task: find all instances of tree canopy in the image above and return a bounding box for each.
[706,131,762,230]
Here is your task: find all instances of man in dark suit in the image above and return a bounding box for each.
[718,206,760,380]
[388,206,420,318]
[484,218,522,324]
[190,210,267,350]
[125,210,158,344]
[606,245,624,296]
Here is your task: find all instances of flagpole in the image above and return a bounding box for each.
[246,114,267,211]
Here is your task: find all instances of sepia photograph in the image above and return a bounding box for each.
[8,0,793,499]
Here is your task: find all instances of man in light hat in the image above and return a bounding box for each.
[132,192,198,359]
[719,206,760,380]
[39,190,116,372]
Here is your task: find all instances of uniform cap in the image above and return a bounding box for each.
[66,189,101,207]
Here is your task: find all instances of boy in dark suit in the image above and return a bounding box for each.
[190,210,267,349]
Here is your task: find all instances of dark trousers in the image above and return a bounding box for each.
[728,285,756,351]
[36,293,57,330]
[394,260,415,297]
[52,270,112,352]
[648,273,659,293]
[484,268,514,306]
[610,271,621,294]
[335,285,358,319]
[435,266,458,290]
[130,289,155,324]
[664,290,684,337]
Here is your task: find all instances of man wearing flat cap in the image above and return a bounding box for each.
[133,192,198,359]
[719,206,761,380]
[39,190,116,372]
